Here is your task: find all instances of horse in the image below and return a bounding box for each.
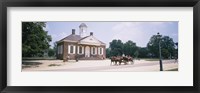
[110,56,117,65]
[110,56,123,65]
[121,56,134,65]
[110,56,134,65]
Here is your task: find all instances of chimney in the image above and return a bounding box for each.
[90,32,93,36]
[72,29,75,35]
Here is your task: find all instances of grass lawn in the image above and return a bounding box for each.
[22,57,56,60]
[139,58,159,61]
[139,58,173,61]
[144,58,159,61]
[165,68,178,71]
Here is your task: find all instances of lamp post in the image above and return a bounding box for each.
[157,32,163,71]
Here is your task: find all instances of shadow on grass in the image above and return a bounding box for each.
[48,64,61,67]
[22,62,43,69]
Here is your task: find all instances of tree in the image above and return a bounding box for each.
[22,22,52,57]
[147,34,176,59]
[109,39,124,56]
[53,42,58,56]
[161,36,176,59]
[174,42,178,59]
[147,35,160,58]
[134,50,139,58]
[106,48,111,58]
[123,40,137,57]
[138,47,149,58]
[48,48,55,57]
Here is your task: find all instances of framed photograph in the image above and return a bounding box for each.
[0,0,199,93]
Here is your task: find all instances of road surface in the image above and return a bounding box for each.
[22,59,178,72]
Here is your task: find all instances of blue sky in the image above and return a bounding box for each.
[45,22,178,48]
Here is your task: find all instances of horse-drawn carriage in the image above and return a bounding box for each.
[110,56,134,65]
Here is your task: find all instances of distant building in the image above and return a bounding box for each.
[57,23,106,60]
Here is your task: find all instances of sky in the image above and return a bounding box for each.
[45,22,178,48]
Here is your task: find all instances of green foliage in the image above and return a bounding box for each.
[109,39,124,56]
[48,48,55,57]
[109,34,177,59]
[174,42,178,59]
[53,42,58,56]
[147,35,160,57]
[106,48,111,58]
[22,22,52,57]
[123,40,137,57]
[147,35,176,58]
[109,40,137,57]
[138,47,149,58]
[134,50,139,58]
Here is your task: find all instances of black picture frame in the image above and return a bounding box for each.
[0,0,199,93]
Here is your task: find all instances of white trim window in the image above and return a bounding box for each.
[98,47,103,55]
[77,46,84,54]
[68,45,76,54]
[91,47,97,55]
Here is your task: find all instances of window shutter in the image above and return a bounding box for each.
[82,46,84,54]
[73,46,76,54]
[95,47,97,55]
[68,45,70,54]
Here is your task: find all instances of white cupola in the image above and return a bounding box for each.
[79,23,87,37]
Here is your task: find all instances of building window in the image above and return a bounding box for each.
[100,48,102,54]
[70,46,73,53]
[98,47,103,55]
[91,47,96,55]
[79,46,82,54]
[68,45,76,54]
[93,47,95,54]
[78,46,84,54]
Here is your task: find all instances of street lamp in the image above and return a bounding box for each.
[157,32,163,71]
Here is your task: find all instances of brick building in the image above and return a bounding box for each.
[57,23,106,60]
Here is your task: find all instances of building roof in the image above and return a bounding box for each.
[77,35,106,45]
[98,40,106,45]
[58,34,105,45]
[58,34,81,42]
[79,23,87,28]
[57,23,105,45]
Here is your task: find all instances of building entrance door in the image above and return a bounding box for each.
[85,46,90,57]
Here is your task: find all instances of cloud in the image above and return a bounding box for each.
[110,22,174,47]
